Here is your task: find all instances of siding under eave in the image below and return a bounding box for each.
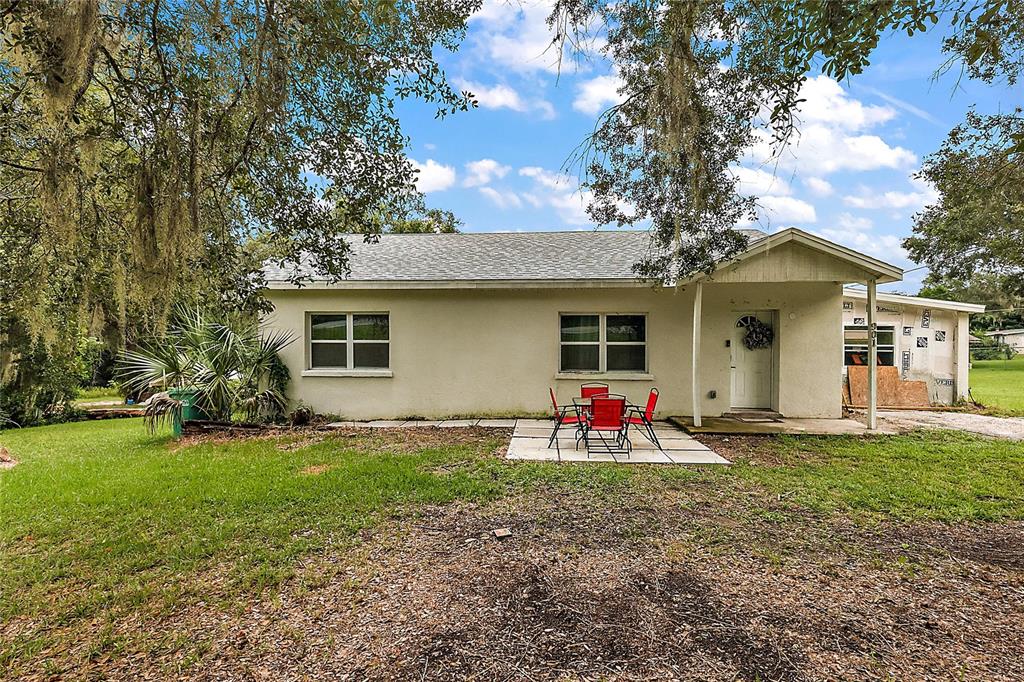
[710,242,875,284]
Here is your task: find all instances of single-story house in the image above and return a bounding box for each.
[841,288,985,404]
[263,228,923,426]
[987,328,1024,352]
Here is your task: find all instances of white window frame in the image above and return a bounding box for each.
[558,313,647,374]
[305,312,391,377]
[843,323,896,367]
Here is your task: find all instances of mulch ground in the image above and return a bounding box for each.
[18,433,1024,681]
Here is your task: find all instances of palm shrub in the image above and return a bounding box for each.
[118,309,294,430]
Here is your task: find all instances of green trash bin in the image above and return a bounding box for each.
[168,388,206,437]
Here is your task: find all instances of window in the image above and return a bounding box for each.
[309,313,389,369]
[559,314,646,373]
[843,324,895,367]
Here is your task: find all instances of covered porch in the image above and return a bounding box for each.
[685,229,903,431]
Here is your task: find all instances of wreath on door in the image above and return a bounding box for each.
[738,315,774,350]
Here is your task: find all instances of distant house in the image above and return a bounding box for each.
[842,288,985,405]
[263,228,952,422]
[987,329,1024,352]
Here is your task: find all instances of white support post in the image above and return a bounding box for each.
[692,279,703,428]
[867,277,878,430]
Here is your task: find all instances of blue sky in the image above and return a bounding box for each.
[395,1,1023,293]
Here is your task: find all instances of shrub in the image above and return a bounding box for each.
[971,340,1017,361]
[117,309,294,429]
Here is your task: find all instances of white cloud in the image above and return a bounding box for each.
[516,164,596,225]
[734,166,792,196]
[746,76,917,176]
[761,127,917,175]
[813,209,906,262]
[469,0,562,73]
[519,165,573,189]
[857,85,945,127]
[573,74,624,116]
[463,158,511,187]
[478,186,523,209]
[796,75,897,130]
[843,191,922,210]
[455,79,555,119]
[818,229,908,262]
[410,159,456,193]
[758,196,817,224]
[548,190,594,225]
[803,177,834,197]
[521,192,544,208]
[469,0,520,27]
[841,176,938,211]
[836,212,874,231]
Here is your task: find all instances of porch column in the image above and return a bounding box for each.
[692,279,703,428]
[867,277,877,430]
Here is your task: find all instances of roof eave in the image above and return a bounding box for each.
[264,277,648,290]
[843,286,987,313]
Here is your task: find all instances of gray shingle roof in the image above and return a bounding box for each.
[264,229,769,283]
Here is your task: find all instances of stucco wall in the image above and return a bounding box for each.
[842,296,968,404]
[264,281,844,420]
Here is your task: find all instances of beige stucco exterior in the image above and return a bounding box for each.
[842,291,978,404]
[262,233,905,421]
[264,278,846,421]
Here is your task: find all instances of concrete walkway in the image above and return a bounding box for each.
[506,419,729,465]
[327,418,519,428]
[672,415,894,435]
[877,410,1024,441]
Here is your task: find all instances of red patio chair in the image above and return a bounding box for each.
[548,388,584,448]
[582,393,631,457]
[580,382,609,400]
[627,388,661,449]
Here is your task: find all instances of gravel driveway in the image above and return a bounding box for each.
[877,410,1024,441]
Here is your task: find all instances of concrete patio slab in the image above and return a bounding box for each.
[507,419,727,464]
[400,420,442,427]
[666,450,732,465]
[476,419,518,428]
[670,415,894,436]
[438,419,480,428]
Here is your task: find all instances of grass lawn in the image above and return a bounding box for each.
[2,419,1023,679]
[971,355,1024,415]
[72,387,140,409]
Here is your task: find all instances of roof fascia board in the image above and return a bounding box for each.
[265,278,648,291]
[843,287,986,313]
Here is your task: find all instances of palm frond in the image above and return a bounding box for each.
[143,392,182,434]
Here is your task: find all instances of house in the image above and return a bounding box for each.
[987,329,1024,352]
[841,288,985,405]
[263,227,915,426]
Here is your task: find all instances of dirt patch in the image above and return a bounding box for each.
[876,410,1024,440]
[695,434,828,467]
[52,487,1023,682]
[298,463,336,476]
[175,425,514,454]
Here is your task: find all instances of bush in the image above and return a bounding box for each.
[0,331,89,428]
[117,308,294,429]
[971,340,1017,361]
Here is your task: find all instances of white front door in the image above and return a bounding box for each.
[730,312,774,409]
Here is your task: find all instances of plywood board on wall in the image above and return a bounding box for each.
[847,365,930,408]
